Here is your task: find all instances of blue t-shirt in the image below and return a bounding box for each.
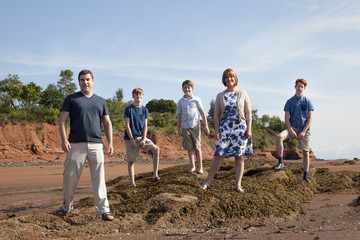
[123,104,148,140]
[284,95,314,132]
[61,92,109,143]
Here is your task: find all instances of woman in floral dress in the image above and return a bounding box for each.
[200,68,252,192]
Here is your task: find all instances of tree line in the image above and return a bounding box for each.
[0,69,289,150]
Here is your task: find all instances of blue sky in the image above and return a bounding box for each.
[1,0,359,160]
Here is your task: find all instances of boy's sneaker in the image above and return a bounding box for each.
[303,177,312,183]
[274,163,284,170]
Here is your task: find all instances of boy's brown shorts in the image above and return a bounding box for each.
[125,137,158,163]
[182,124,201,151]
[282,128,311,152]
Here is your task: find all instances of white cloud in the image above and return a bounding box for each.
[239,1,360,72]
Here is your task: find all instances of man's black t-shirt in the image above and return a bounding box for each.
[61,92,109,143]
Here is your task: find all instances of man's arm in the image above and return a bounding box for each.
[199,110,210,135]
[102,114,114,156]
[59,111,71,152]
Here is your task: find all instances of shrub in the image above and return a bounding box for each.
[146,99,177,113]
[30,105,60,124]
[8,109,31,123]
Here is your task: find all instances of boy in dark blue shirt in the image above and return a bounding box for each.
[274,79,314,182]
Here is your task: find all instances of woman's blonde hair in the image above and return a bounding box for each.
[222,68,238,87]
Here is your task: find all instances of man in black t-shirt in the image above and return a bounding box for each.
[57,69,115,221]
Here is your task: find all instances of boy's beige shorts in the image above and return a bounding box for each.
[282,127,311,152]
[125,137,158,162]
[182,124,201,151]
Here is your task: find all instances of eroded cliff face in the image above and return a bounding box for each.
[0,123,315,162]
[0,123,213,162]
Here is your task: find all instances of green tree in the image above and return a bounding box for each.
[251,109,261,127]
[0,74,23,110]
[146,99,158,112]
[114,88,124,102]
[146,99,177,113]
[106,98,131,132]
[208,99,215,120]
[40,83,65,109]
[57,69,76,95]
[19,82,42,111]
[260,114,270,128]
[268,116,286,133]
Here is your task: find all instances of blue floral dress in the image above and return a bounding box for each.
[214,92,253,157]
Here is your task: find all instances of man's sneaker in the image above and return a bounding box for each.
[102,212,115,221]
[274,163,284,170]
[304,177,312,183]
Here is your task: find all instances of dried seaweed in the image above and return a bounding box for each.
[75,159,360,227]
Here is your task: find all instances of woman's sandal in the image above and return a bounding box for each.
[235,185,244,193]
[200,182,210,190]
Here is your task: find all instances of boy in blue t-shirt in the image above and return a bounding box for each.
[274,79,314,182]
[124,88,160,188]
[177,80,210,174]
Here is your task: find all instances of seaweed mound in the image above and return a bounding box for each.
[88,159,359,229]
[1,159,359,239]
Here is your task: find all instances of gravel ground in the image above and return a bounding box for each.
[0,156,187,167]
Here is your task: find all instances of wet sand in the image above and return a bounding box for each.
[0,163,182,218]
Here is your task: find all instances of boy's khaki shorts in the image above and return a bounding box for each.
[283,127,311,152]
[125,137,158,163]
[182,124,201,151]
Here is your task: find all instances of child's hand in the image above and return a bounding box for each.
[131,139,137,148]
[205,127,210,135]
[289,128,297,138]
[139,140,146,148]
[297,131,305,140]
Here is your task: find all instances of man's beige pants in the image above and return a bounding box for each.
[61,142,110,215]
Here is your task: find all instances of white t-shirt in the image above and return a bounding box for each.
[177,95,204,129]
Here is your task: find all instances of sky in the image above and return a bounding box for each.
[0,0,359,160]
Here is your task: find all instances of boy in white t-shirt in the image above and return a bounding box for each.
[177,80,210,174]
